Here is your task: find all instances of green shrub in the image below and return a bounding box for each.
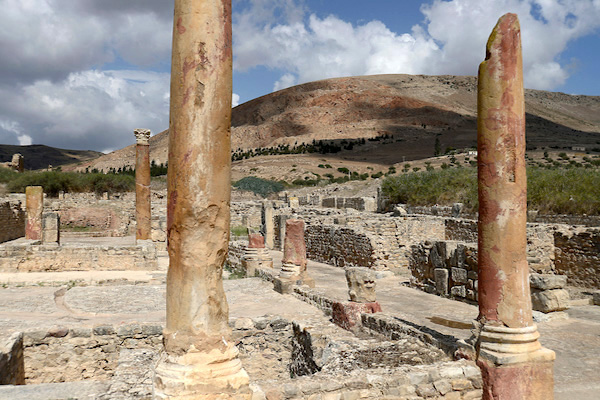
[233,176,284,197]
[5,171,134,196]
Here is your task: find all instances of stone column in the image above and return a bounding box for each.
[242,233,273,277]
[280,219,307,280]
[153,0,250,398]
[25,186,43,240]
[134,128,152,241]
[262,201,274,249]
[476,13,554,399]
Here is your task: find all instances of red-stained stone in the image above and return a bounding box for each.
[25,186,43,241]
[248,233,265,249]
[282,219,307,269]
[332,301,382,330]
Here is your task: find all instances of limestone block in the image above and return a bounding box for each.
[42,212,60,244]
[594,291,600,306]
[529,273,567,290]
[345,267,376,302]
[451,267,468,284]
[434,268,449,296]
[531,289,570,313]
[450,285,466,298]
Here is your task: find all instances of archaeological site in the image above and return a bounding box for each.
[1,4,600,400]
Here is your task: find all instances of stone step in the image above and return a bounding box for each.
[0,380,109,400]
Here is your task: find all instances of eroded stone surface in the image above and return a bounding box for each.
[25,186,43,241]
[345,267,376,303]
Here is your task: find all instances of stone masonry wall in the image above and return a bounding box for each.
[0,241,157,272]
[0,201,25,244]
[305,224,375,269]
[554,227,600,289]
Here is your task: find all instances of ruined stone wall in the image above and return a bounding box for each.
[554,227,600,289]
[305,224,375,269]
[0,201,25,244]
[226,240,247,272]
[231,201,262,228]
[321,197,376,212]
[22,324,162,384]
[0,241,157,272]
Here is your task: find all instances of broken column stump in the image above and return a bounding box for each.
[134,128,151,242]
[332,267,382,330]
[152,0,251,398]
[475,13,555,400]
[274,219,314,293]
[242,233,273,277]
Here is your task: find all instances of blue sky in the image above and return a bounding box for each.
[0,0,598,153]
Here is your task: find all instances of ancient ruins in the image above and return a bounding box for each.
[0,7,599,400]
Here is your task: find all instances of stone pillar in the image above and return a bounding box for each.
[25,186,43,240]
[11,154,24,173]
[475,13,554,399]
[280,219,307,280]
[42,212,60,244]
[262,202,274,249]
[153,0,250,398]
[134,128,152,241]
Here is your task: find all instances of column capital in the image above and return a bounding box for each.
[133,128,151,145]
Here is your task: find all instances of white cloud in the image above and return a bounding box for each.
[0,70,170,150]
[232,93,241,107]
[234,0,600,91]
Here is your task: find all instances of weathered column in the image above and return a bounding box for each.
[262,201,274,249]
[242,233,273,277]
[153,0,250,398]
[476,13,554,399]
[134,129,152,241]
[25,186,43,240]
[280,219,307,280]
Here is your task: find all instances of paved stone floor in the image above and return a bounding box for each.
[0,242,599,399]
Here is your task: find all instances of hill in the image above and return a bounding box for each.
[0,144,102,171]
[69,74,600,175]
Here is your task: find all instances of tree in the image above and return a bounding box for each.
[434,137,441,156]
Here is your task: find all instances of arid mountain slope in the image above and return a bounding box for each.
[72,74,600,173]
[0,144,102,171]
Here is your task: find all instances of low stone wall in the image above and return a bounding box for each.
[322,197,376,212]
[0,241,157,272]
[554,227,600,289]
[22,324,162,384]
[0,332,24,385]
[0,201,25,244]
[226,240,247,274]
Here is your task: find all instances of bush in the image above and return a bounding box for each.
[382,166,600,215]
[233,176,284,197]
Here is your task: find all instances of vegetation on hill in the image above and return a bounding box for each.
[0,167,134,196]
[382,166,600,215]
[233,176,284,197]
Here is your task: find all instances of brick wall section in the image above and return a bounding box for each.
[554,227,600,289]
[0,201,25,244]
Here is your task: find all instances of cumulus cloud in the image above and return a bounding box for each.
[0,70,170,151]
[232,93,241,107]
[234,0,600,91]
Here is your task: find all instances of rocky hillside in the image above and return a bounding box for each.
[0,144,102,171]
[70,74,600,173]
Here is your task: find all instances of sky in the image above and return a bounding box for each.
[0,0,598,153]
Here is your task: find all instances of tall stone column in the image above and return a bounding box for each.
[476,13,554,399]
[153,0,250,398]
[262,201,274,249]
[280,219,307,280]
[25,186,43,240]
[134,129,152,241]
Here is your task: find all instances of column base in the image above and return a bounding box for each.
[153,342,251,399]
[475,323,555,400]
